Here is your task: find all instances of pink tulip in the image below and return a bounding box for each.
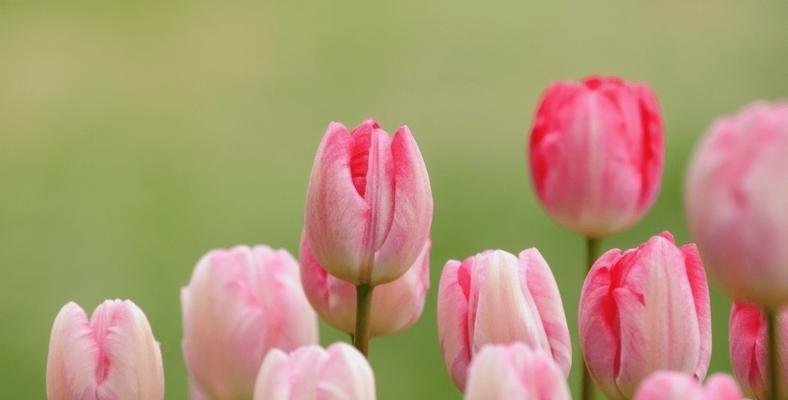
[437,248,571,390]
[729,300,788,399]
[529,76,664,238]
[304,119,433,285]
[253,343,375,400]
[685,101,788,307]
[634,371,744,400]
[579,231,711,399]
[181,245,318,400]
[46,300,164,400]
[300,235,430,337]
[463,343,571,400]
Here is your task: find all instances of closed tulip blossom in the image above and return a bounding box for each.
[300,235,430,337]
[685,101,788,307]
[46,300,164,400]
[529,76,664,238]
[464,343,571,400]
[304,119,433,286]
[181,245,318,400]
[579,232,711,399]
[437,249,571,390]
[253,343,375,400]
[729,301,788,399]
[634,371,744,400]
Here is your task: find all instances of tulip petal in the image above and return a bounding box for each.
[437,259,472,389]
[682,243,712,379]
[47,302,100,400]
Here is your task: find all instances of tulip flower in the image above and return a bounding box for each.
[437,248,571,390]
[579,232,711,400]
[529,76,664,238]
[634,371,744,400]
[300,235,430,337]
[729,301,788,399]
[304,119,433,286]
[253,343,376,400]
[685,101,788,308]
[463,343,571,400]
[46,300,164,400]
[181,245,318,400]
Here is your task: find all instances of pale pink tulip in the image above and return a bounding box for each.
[729,300,788,399]
[579,232,711,400]
[253,343,375,400]
[46,300,164,400]
[634,371,744,400]
[437,248,571,390]
[181,245,318,400]
[529,76,664,238]
[686,101,788,308]
[304,119,433,285]
[300,235,430,337]
[464,343,571,400]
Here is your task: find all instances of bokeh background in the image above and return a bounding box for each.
[1,1,787,398]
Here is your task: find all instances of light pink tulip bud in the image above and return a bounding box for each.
[686,101,788,308]
[579,231,711,399]
[304,119,433,285]
[300,235,430,337]
[181,245,318,400]
[464,343,571,400]
[729,300,788,399]
[253,343,375,400]
[437,248,571,390]
[529,76,664,238]
[634,371,744,400]
[46,300,164,400]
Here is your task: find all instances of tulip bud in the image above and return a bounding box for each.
[300,235,430,337]
[529,76,664,238]
[253,343,375,400]
[437,248,571,390]
[464,344,571,400]
[686,101,788,308]
[729,300,788,399]
[181,245,318,400]
[634,371,744,400]
[46,300,164,400]
[304,119,433,285]
[579,232,711,399]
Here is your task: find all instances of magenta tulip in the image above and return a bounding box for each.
[181,245,318,400]
[686,101,788,307]
[529,76,664,238]
[579,232,711,399]
[304,119,433,285]
[634,371,744,400]
[46,300,164,400]
[300,235,430,337]
[464,343,571,400]
[253,343,375,400]
[437,248,571,390]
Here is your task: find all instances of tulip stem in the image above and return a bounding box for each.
[582,237,601,400]
[768,308,779,400]
[354,283,374,357]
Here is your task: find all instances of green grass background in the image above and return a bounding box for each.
[1,1,787,398]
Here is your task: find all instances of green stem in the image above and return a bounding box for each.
[768,308,779,400]
[353,283,374,357]
[582,237,601,400]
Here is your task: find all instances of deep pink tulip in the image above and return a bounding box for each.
[729,300,788,399]
[300,235,430,337]
[46,300,164,400]
[579,232,711,399]
[463,343,571,400]
[253,343,375,400]
[686,101,788,308]
[529,76,664,238]
[437,248,571,390]
[634,371,744,400]
[181,245,318,400]
[304,119,433,285]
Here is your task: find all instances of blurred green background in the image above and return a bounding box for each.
[1,1,787,398]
